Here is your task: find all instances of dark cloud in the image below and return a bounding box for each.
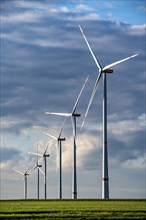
[1,0,145,200]
[0,147,22,163]
[1,0,145,164]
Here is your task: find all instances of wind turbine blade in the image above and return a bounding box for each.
[102,54,139,71]
[24,155,33,166]
[45,112,71,117]
[28,166,37,175]
[28,152,43,157]
[44,132,58,140]
[44,140,51,155]
[25,158,35,173]
[39,168,45,176]
[72,75,89,114]
[79,24,102,71]
[13,168,24,176]
[81,71,102,129]
[58,118,66,139]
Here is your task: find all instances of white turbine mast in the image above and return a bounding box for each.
[45,75,89,199]
[79,24,138,199]
[29,142,50,199]
[13,159,33,199]
[29,143,45,199]
[44,118,66,199]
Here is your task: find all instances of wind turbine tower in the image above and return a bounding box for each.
[45,75,89,199]
[45,119,66,199]
[79,24,138,199]
[43,142,50,199]
[30,143,45,199]
[29,142,49,199]
[13,167,31,199]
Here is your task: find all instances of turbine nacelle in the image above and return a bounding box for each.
[44,154,50,157]
[102,68,113,74]
[37,164,42,168]
[58,137,66,141]
[72,113,81,117]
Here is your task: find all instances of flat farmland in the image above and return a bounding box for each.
[0,199,146,219]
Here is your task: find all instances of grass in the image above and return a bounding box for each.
[0,199,146,219]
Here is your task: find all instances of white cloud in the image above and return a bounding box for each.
[129,24,146,35]
[13,0,47,11]
[108,114,145,141]
[76,4,96,12]
[122,153,146,170]
[1,4,70,30]
[0,162,7,169]
[1,116,45,139]
[59,6,70,13]
[69,13,100,21]
[61,134,102,170]
[50,6,70,13]
[0,157,22,172]
[1,11,43,25]
[39,133,102,171]
[1,117,22,129]
[131,24,146,30]
[86,113,145,148]
[1,28,79,49]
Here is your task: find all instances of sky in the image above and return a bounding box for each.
[0,0,146,200]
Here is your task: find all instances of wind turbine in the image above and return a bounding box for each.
[31,146,45,199]
[29,142,49,199]
[13,166,31,199]
[45,75,89,199]
[44,119,66,199]
[79,24,138,199]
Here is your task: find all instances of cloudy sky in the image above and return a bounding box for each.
[1,0,145,199]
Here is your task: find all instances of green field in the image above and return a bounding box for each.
[0,199,146,219]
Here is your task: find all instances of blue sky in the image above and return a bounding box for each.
[1,0,146,199]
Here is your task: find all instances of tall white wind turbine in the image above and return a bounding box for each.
[45,75,89,199]
[13,166,32,199]
[79,24,138,199]
[44,119,66,199]
[30,145,45,200]
[29,142,50,199]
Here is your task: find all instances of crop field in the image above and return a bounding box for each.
[0,199,146,219]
